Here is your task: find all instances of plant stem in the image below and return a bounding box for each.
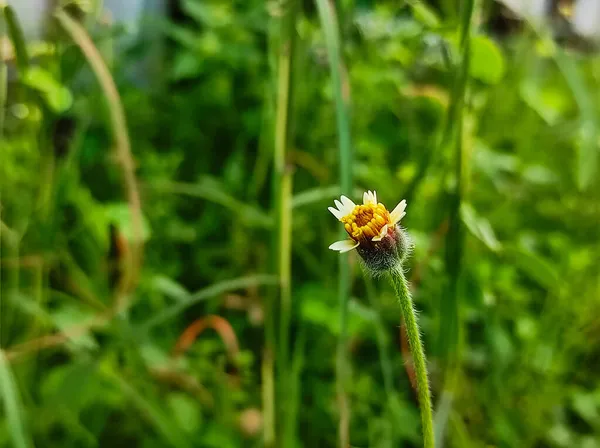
[390,269,434,448]
[315,1,353,446]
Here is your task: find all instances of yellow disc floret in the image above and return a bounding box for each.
[340,203,391,242]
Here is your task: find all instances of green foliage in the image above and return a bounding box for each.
[1,1,599,447]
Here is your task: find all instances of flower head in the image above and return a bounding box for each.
[328,190,410,274]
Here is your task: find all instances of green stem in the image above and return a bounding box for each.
[390,269,434,448]
[314,1,353,446]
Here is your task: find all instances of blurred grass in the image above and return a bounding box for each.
[1,1,599,448]
[315,0,354,445]
[0,351,32,448]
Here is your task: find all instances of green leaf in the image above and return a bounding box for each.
[22,67,73,113]
[167,393,202,433]
[141,274,278,330]
[103,203,151,243]
[470,35,505,84]
[101,367,192,448]
[503,245,560,290]
[519,78,571,125]
[171,52,203,81]
[0,351,33,448]
[410,3,441,28]
[576,119,598,191]
[460,203,501,252]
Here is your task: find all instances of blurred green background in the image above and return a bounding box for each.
[1,0,599,447]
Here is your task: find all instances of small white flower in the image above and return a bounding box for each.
[328,190,410,273]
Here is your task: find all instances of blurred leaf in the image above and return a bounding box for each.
[503,245,560,290]
[167,393,202,433]
[0,351,32,448]
[52,305,98,350]
[152,275,190,302]
[571,390,600,428]
[410,3,441,28]
[520,78,571,125]
[171,52,203,80]
[470,35,505,84]
[141,274,278,330]
[182,1,232,28]
[576,119,599,190]
[153,178,271,228]
[102,367,192,448]
[460,203,501,252]
[103,203,151,243]
[22,67,73,113]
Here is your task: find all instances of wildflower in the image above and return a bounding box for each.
[328,190,410,274]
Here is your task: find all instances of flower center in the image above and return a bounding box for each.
[341,203,391,241]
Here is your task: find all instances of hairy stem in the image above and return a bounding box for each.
[390,269,434,448]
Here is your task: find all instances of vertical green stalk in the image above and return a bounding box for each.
[315,1,353,446]
[438,0,474,382]
[0,7,8,349]
[265,1,298,445]
[1,5,23,348]
[55,10,143,312]
[275,0,297,388]
[390,269,434,448]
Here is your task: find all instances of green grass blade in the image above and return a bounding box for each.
[0,351,33,448]
[102,367,191,448]
[140,274,278,331]
[272,3,298,445]
[314,1,353,446]
[2,5,29,73]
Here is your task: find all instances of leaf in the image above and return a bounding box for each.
[22,67,73,113]
[0,351,33,448]
[103,203,151,243]
[576,119,599,191]
[460,203,501,252]
[141,274,278,330]
[52,305,98,350]
[167,393,202,433]
[152,275,190,302]
[503,245,560,290]
[571,390,600,428]
[171,52,203,81]
[101,367,192,448]
[410,3,441,28]
[519,78,571,125]
[470,35,506,84]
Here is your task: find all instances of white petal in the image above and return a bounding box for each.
[339,195,356,215]
[372,224,388,241]
[328,239,359,253]
[370,190,377,204]
[363,190,377,205]
[334,199,344,211]
[328,206,344,220]
[363,191,370,204]
[390,199,407,225]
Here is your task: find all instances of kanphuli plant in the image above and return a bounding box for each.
[329,190,434,448]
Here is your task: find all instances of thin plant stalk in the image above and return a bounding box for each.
[315,0,353,446]
[55,10,143,313]
[390,269,434,448]
[438,0,474,385]
[265,1,298,445]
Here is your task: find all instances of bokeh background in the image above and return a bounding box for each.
[1,0,600,447]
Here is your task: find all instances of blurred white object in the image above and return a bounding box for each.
[6,0,50,39]
[497,0,551,23]
[572,0,600,40]
[5,0,164,39]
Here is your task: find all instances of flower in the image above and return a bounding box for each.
[328,190,410,274]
